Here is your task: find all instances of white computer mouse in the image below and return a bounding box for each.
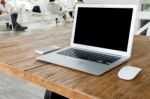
[118,66,142,80]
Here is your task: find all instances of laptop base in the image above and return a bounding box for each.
[37,47,128,75]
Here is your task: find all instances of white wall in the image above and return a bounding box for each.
[83,0,140,4]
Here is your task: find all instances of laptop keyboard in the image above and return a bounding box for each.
[57,48,121,65]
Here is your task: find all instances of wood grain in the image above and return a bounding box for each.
[0,23,150,99]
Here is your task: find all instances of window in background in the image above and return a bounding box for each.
[142,0,150,11]
[16,0,36,11]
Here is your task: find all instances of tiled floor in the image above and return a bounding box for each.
[0,71,45,99]
[0,11,58,35]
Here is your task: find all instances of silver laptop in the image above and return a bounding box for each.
[37,4,137,75]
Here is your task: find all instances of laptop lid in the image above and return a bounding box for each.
[71,4,137,57]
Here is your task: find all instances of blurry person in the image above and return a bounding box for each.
[0,0,27,31]
[59,0,84,19]
[76,0,84,5]
[71,0,84,18]
[59,0,75,19]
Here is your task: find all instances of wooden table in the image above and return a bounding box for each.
[0,24,150,99]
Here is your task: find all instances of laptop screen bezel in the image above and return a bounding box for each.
[70,4,137,57]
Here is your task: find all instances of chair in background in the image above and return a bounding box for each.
[32,5,41,13]
[47,2,66,24]
[135,10,150,36]
[0,14,14,31]
[135,22,150,36]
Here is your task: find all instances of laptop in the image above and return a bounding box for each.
[37,4,137,75]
